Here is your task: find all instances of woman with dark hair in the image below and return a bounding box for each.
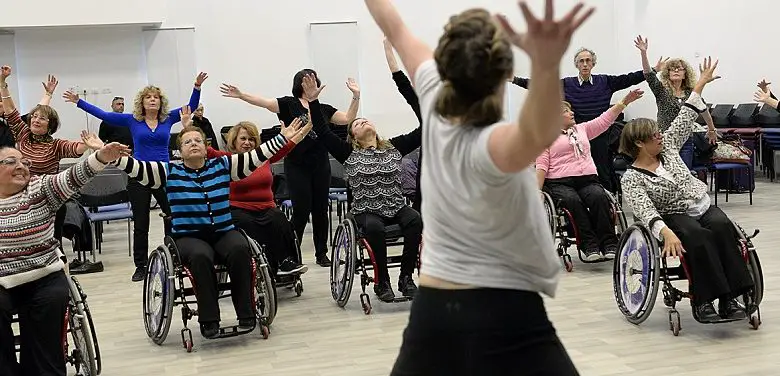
[220,72,360,267]
[620,58,753,323]
[64,73,207,282]
[363,0,594,374]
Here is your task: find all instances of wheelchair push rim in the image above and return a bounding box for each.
[143,246,175,345]
[542,191,557,240]
[330,219,357,307]
[613,224,660,325]
[245,233,278,327]
[734,223,764,309]
[68,276,99,376]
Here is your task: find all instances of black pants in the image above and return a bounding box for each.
[128,180,171,268]
[0,271,69,376]
[589,132,614,193]
[285,159,330,259]
[231,206,299,275]
[545,175,617,252]
[174,230,254,324]
[662,206,754,305]
[354,206,422,284]
[392,287,579,375]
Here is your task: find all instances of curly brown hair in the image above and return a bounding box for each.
[659,58,697,94]
[132,86,170,122]
[433,8,513,128]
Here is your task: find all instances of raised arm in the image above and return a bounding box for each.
[634,35,653,74]
[580,89,643,140]
[35,75,59,107]
[42,143,131,210]
[168,73,206,124]
[113,157,169,189]
[228,119,311,181]
[220,83,280,113]
[364,0,433,85]
[330,78,361,125]
[487,2,595,173]
[0,66,18,115]
[66,91,133,126]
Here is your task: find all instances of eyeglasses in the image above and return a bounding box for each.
[0,157,32,168]
[649,132,663,140]
[30,114,50,122]
[668,67,686,72]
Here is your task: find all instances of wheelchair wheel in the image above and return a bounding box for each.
[613,224,660,325]
[67,276,98,376]
[542,192,557,240]
[330,219,357,307]
[734,224,764,309]
[143,245,175,345]
[248,235,278,328]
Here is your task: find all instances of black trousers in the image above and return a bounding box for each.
[545,175,617,252]
[128,180,171,268]
[392,287,579,376]
[285,159,330,258]
[662,206,754,305]
[354,206,422,284]
[174,230,254,324]
[231,206,299,275]
[589,132,614,193]
[0,271,69,376]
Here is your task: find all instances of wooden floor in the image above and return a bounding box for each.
[67,180,780,375]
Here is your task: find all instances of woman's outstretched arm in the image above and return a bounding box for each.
[220,83,280,113]
[385,39,422,124]
[364,0,433,84]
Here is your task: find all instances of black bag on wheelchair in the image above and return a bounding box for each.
[272,173,290,201]
[690,132,716,166]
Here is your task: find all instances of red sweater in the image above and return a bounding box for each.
[206,142,293,211]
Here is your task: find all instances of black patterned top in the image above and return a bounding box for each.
[621,93,708,231]
[309,100,421,218]
[645,71,701,132]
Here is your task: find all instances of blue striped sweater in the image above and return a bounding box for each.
[115,134,288,234]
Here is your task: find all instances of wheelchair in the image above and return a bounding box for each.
[12,275,102,376]
[542,188,628,272]
[329,213,420,315]
[142,228,278,352]
[613,221,764,336]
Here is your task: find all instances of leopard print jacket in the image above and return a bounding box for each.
[621,93,708,229]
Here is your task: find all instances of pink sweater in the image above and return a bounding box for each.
[536,110,618,179]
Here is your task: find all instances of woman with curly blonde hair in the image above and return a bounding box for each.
[63,72,208,282]
[635,35,718,141]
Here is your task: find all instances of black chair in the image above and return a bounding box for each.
[756,104,780,128]
[729,103,760,128]
[710,104,735,128]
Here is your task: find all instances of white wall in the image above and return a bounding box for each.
[2,0,164,28]
[12,27,148,140]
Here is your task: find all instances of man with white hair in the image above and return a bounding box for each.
[511,47,648,192]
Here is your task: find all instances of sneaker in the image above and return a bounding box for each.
[238,318,256,330]
[718,299,746,320]
[603,245,618,260]
[694,302,720,323]
[200,322,220,339]
[131,266,146,282]
[583,249,601,262]
[316,255,332,267]
[277,258,308,276]
[373,281,395,302]
[398,275,418,298]
[69,259,84,269]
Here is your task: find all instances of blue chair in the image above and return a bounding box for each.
[78,168,134,257]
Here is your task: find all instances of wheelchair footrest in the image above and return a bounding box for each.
[390,296,413,303]
[211,324,255,339]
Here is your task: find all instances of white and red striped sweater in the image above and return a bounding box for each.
[0,154,106,288]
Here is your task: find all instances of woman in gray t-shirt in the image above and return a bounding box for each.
[363,0,595,375]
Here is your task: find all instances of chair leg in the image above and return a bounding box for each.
[127,219,132,257]
[713,169,718,207]
[726,170,731,203]
[749,166,754,205]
